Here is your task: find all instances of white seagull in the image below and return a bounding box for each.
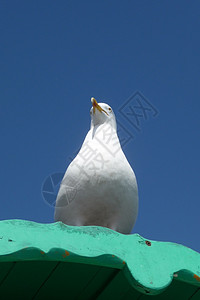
[54,97,138,234]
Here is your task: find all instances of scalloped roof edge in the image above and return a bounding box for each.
[0,219,199,295]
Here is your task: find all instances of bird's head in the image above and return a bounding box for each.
[90,97,117,130]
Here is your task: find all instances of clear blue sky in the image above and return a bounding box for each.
[1,1,200,252]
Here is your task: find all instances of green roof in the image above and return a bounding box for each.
[0,219,199,299]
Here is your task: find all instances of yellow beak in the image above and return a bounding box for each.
[91,97,108,115]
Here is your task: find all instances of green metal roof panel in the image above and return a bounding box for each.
[0,219,199,299]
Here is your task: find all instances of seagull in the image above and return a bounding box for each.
[54,97,138,234]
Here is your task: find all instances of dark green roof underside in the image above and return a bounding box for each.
[0,261,199,299]
[0,220,200,299]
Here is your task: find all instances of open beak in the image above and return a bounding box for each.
[91,97,108,115]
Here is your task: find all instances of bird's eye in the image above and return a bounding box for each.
[108,108,112,111]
